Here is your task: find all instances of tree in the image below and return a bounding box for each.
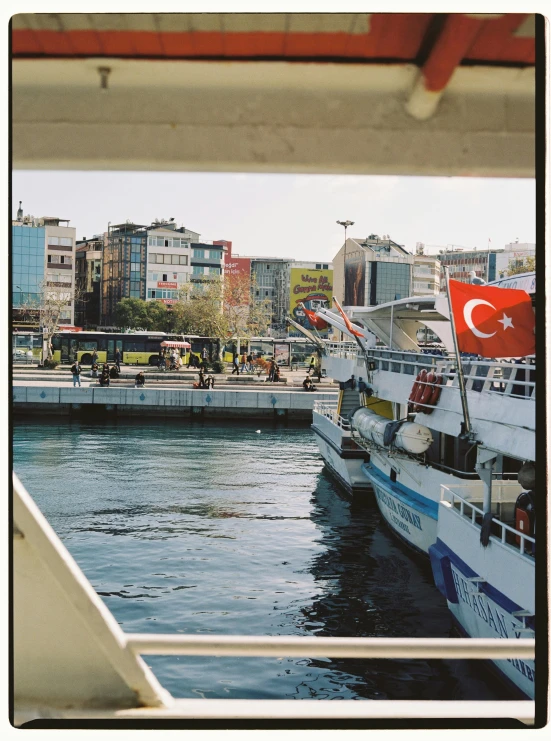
[17,279,86,361]
[506,255,535,276]
[222,271,271,338]
[114,297,150,330]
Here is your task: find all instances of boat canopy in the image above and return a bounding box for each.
[345,296,454,352]
[160,341,191,348]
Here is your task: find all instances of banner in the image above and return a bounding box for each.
[289,268,333,336]
[344,254,366,306]
[274,342,290,366]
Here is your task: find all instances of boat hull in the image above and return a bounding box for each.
[311,423,372,496]
[361,461,438,555]
[430,537,535,699]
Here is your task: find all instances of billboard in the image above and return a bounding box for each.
[289,268,333,337]
[222,241,251,280]
[344,254,366,306]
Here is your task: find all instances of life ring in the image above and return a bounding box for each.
[415,373,444,414]
[408,370,426,414]
[415,371,436,410]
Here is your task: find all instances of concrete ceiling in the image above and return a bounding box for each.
[11,12,537,177]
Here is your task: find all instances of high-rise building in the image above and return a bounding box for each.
[101,219,193,325]
[12,204,76,328]
[333,234,413,307]
[75,234,105,327]
[250,257,292,335]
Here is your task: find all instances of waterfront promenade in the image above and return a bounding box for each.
[12,365,338,420]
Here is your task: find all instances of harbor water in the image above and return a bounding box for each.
[13,418,506,701]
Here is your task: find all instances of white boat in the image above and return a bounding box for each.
[311,278,536,697]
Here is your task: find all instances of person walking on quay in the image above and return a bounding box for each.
[135,371,145,388]
[71,359,82,387]
[268,359,275,382]
[247,352,253,373]
[115,347,121,372]
[240,351,248,374]
[91,349,98,367]
[202,346,209,364]
[309,356,316,374]
[232,351,240,375]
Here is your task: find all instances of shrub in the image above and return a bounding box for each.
[211,360,225,374]
[43,358,58,369]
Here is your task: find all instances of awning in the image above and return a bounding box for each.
[160,341,191,348]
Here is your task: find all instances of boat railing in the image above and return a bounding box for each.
[326,347,536,401]
[313,399,351,431]
[440,483,535,556]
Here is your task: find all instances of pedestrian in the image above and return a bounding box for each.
[202,346,209,363]
[232,351,240,375]
[273,362,281,383]
[246,352,253,373]
[109,364,120,379]
[315,360,322,383]
[198,369,208,389]
[115,347,121,372]
[303,376,315,391]
[135,371,145,388]
[91,362,99,378]
[91,349,98,367]
[268,359,275,382]
[240,351,248,374]
[99,364,110,387]
[309,356,316,374]
[207,374,215,389]
[71,358,82,387]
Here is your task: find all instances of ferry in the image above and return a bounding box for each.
[310,277,536,697]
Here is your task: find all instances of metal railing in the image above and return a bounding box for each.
[313,400,351,430]
[325,347,536,401]
[440,483,536,556]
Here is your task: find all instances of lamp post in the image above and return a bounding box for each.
[337,220,354,341]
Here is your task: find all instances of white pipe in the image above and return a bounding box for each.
[125,634,534,660]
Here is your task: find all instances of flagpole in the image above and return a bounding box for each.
[486,238,491,282]
[444,268,472,437]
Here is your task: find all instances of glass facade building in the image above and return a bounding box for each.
[12,225,45,306]
[370,261,411,304]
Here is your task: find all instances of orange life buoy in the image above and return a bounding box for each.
[412,369,428,410]
[426,374,444,413]
[415,371,436,410]
[408,371,424,413]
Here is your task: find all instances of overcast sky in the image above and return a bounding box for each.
[12,170,535,261]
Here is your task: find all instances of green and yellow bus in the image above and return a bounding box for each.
[51,331,190,366]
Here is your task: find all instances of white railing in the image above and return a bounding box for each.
[313,400,351,430]
[440,483,535,556]
[325,347,536,401]
[125,633,534,660]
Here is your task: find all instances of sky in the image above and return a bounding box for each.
[12,171,535,262]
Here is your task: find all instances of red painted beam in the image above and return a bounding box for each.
[421,14,485,92]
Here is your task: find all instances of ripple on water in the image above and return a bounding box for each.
[13,417,507,701]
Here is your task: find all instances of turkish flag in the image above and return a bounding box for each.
[448,280,535,358]
[332,297,364,338]
[301,304,328,330]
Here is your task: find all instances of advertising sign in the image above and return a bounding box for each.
[274,342,290,366]
[157,281,177,289]
[344,255,366,306]
[161,299,177,305]
[289,268,333,337]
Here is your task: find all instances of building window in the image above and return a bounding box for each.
[48,236,59,245]
[193,266,204,275]
[193,249,204,258]
[323,264,329,269]
[162,274,168,281]
[316,264,321,269]
[179,255,188,266]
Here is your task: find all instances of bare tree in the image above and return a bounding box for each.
[17,279,86,363]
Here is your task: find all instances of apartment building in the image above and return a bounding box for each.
[412,245,440,296]
[12,202,77,327]
[75,234,104,327]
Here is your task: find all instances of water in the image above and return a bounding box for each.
[13,417,505,701]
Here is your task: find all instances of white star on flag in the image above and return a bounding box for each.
[498,313,514,330]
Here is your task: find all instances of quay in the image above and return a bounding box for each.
[12,367,338,420]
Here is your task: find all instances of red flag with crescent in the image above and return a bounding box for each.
[300,303,328,330]
[448,280,535,358]
[332,297,364,338]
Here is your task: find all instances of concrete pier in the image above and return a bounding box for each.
[13,384,337,420]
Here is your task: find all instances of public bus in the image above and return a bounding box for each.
[50,331,188,366]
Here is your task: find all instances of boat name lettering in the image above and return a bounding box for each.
[389,512,410,535]
[451,569,534,683]
[376,488,422,530]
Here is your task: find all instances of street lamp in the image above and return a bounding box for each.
[337,219,354,300]
[337,220,354,341]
